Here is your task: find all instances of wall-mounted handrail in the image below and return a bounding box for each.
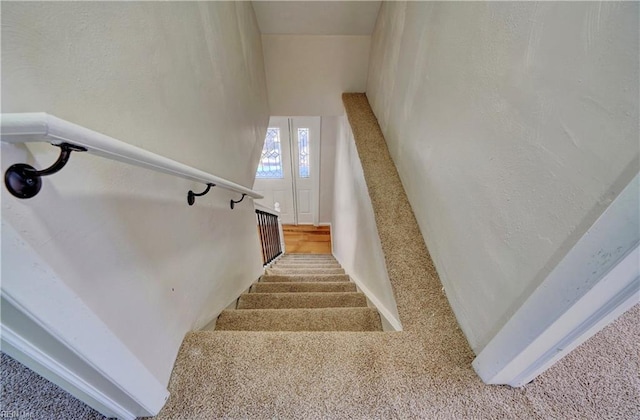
[1,113,263,203]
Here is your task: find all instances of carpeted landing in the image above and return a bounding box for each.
[0,352,106,420]
[215,254,383,332]
[152,94,639,419]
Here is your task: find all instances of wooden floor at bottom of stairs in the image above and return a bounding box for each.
[282,224,331,254]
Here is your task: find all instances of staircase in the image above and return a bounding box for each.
[215,254,383,332]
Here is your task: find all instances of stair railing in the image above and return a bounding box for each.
[255,203,283,266]
[1,113,262,208]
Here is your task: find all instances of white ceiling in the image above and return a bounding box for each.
[252,1,382,36]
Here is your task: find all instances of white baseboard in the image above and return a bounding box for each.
[2,322,135,420]
[473,173,640,386]
[341,268,403,332]
[474,245,639,386]
[2,223,169,418]
[200,282,258,331]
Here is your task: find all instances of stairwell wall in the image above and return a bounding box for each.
[262,35,371,116]
[1,2,269,385]
[331,117,402,330]
[366,2,639,352]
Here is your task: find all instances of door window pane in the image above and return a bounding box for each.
[256,128,284,179]
[298,128,310,178]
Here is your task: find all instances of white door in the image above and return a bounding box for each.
[253,117,295,224]
[254,116,320,225]
[291,117,320,224]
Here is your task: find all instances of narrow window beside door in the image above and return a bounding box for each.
[298,128,310,178]
[256,128,283,179]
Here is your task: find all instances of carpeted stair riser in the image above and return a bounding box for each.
[250,282,357,293]
[215,308,382,331]
[276,261,338,266]
[273,263,342,269]
[260,274,351,283]
[237,292,367,309]
[266,268,345,275]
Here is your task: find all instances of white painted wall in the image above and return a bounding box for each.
[474,174,640,386]
[366,2,639,352]
[262,35,371,116]
[332,117,402,329]
[1,1,269,385]
[253,1,381,36]
[319,117,338,224]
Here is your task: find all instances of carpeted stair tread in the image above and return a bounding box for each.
[251,282,357,293]
[279,256,336,259]
[281,254,335,257]
[215,308,382,331]
[266,267,346,275]
[278,255,336,261]
[260,274,351,283]
[237,292,367,309]
[281,253,334,257]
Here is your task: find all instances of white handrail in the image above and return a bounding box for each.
[0,113,263,199]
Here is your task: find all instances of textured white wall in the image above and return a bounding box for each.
[262,35,370,116]
[332,117,401,329]
[253,1,381,36]
[366,2,639,352]
[1,2,269,384]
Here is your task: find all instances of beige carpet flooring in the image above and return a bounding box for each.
[152,93,639,419]
[250,282,356,293]
[236,291,368,310]
[261,274,350,282]
[0,352,107,420]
